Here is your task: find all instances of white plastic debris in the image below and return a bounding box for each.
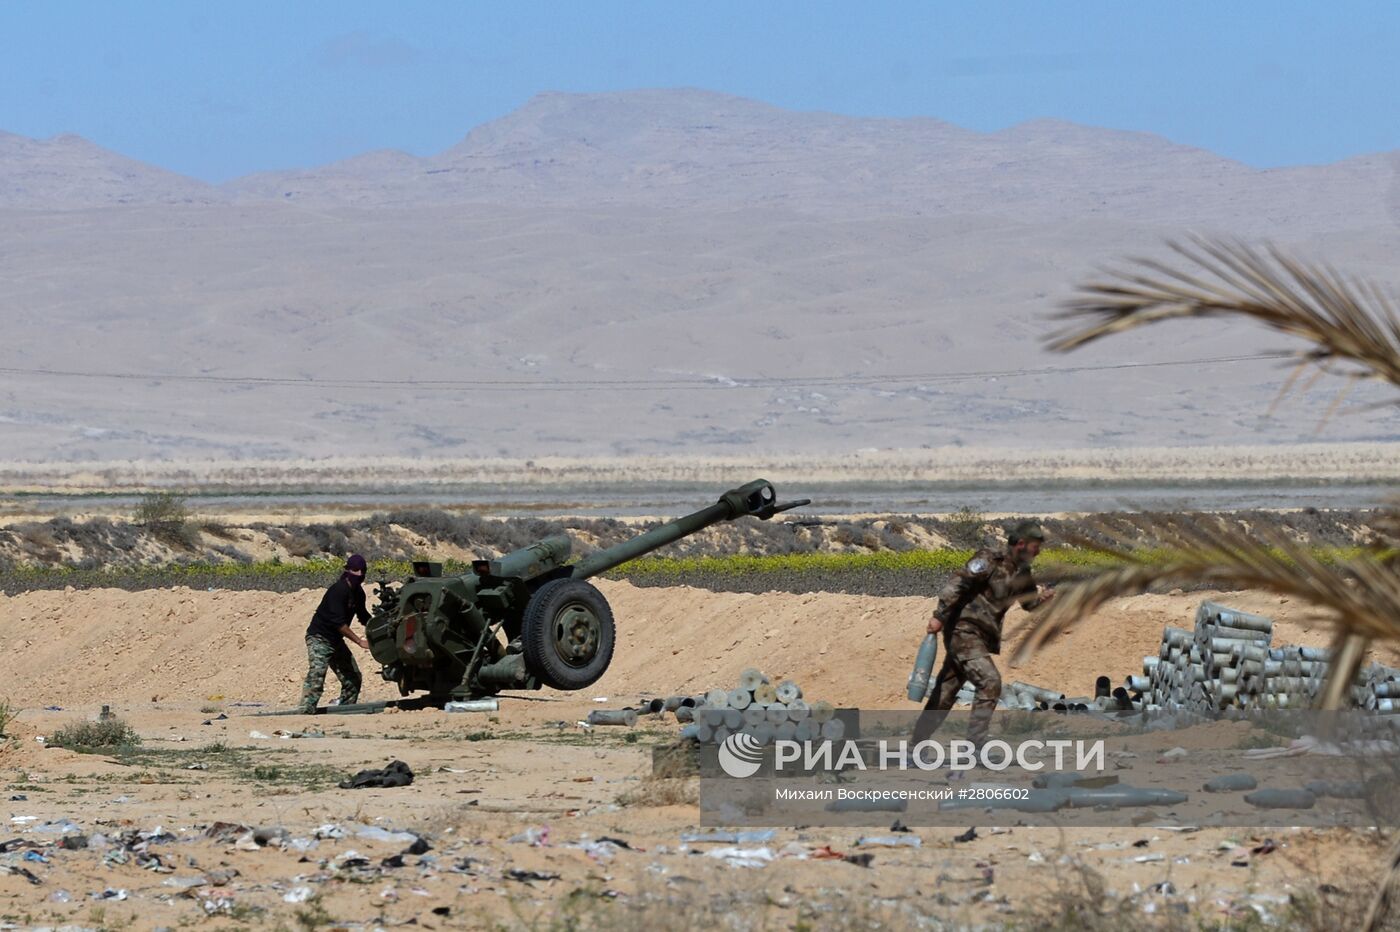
[704,846,774,868]
[507,826,551,847]
[283,886,314,904]
[356,825,418,844]
[777,841,811,859]
[855,835,921,848]
[163,876,206,890]
[680,830,775,844]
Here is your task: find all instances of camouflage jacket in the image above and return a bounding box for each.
[933,547,1040,654]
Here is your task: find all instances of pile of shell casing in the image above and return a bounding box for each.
[1137,600,1400,713]
[675,668,841,745]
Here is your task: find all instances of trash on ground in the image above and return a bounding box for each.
[855,835,921,848]
[339,760,414,789]
[507,868,561,882]
[507,826,551,847]
[703,845,774,868]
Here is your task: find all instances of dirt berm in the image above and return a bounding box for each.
[0,582,1391,709]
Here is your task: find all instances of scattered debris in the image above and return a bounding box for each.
[355,825,420,845]
[855,835,921,848]
[338,760,414,789]
[680,829,775,844]
[508,826,551,847]
[703,846,774,868]
[507,868,561,883]
[3,865,42,885]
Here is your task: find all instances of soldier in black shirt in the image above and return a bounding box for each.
[298,554,372,714]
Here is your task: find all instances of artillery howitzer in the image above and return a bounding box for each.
[363,480,807,704]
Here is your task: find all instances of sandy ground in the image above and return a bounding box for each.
[0,583,1393,928]
[0,704,1386,930]
[0,581,1393,710]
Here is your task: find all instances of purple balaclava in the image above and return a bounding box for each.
[343,553,367,586]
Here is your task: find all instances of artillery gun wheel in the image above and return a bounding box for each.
[521,579,616,690]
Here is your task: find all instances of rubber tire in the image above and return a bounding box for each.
[521,578,616,691]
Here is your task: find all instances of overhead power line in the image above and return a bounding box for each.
[0,351,1296,393]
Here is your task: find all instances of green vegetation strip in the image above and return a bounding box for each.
[0,557,473,594]
[612,545,1376,577]
[0,547,1376,595]
[604,547,1123,582]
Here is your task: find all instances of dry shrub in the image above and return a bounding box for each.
[134,491,189,529]
[200,522,238,541]
[285,532,319,559]
[50,716,140,751]
[942,505,987,549]
[17,525,59,561]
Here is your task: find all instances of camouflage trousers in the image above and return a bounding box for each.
[912,626,1002,748]
[299,636,362,713]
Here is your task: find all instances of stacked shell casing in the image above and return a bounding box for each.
[1138,600,1400,712]
[678,667,843,745]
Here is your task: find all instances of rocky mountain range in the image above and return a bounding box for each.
[1,89,1397,462]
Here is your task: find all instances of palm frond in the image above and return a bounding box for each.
[1049,237,1400,393]
[1014,517,1400,707]
[1031,238,1400,708]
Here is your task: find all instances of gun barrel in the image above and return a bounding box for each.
[487,535,573,580]
[568,479,801,580]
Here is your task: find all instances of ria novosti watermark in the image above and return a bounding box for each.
[687,710,1400,827]
[717,731,1104,779]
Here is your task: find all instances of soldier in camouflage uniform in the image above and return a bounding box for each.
[913,521,1054,749]
[298,554,372,714]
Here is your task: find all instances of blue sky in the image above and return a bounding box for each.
[2,1,1397,182]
